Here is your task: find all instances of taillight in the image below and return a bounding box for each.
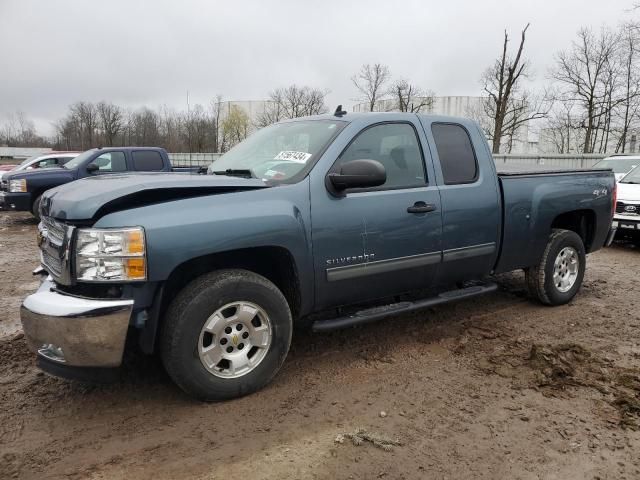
[612,181,617,218]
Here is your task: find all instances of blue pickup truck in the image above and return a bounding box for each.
[0,147,197,220]
[21,112,616,401]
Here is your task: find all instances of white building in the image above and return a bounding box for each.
[0,146,52,160]
[218,100,271,128]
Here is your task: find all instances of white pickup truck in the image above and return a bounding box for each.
[593,155,640,182]
[613,164,640,239]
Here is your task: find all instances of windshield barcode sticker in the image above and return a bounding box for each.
[274,151,312,163]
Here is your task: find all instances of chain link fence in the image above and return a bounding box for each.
[168,152,223,168]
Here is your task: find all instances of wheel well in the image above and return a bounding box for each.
[551,210,596,252]
[161,246,302,320]
[30,189,47,211]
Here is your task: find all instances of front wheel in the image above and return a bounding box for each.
[31,195,42,221]
[160,269,292,401]
[525,229,586,306]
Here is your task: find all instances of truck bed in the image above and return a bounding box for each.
[494,168,615,274]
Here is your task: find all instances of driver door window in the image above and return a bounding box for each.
[32,158,56,169]
[91,152,127,173]
[337,123,426,189]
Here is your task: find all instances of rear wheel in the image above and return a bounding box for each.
[525,229,586,306]
[160,269,292,401]
[31,195,42,221]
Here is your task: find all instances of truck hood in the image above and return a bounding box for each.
[4,166,72,182]
[617,181,640,202]
[41,172,269,221]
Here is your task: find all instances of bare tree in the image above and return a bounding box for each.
[255,100,285,128]
[552,26,620,153]
[158,105,182,152]
[128,108,161,146]
[615,22,640,152]
[256,85,328,127]
[541,100,581,153]
[71,102,98,149]
[351,63,391,112]
[0,111,40,146]
[387,79,434,113]
[209,95,224,152]
[96,102,123,146]
[482,24,549,153]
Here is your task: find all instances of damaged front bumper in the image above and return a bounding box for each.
[20,275,133,371]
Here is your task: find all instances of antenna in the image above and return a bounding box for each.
[334,105,347,117]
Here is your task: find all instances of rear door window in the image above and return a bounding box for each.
[431,123,478,185]
[131,150,165,171]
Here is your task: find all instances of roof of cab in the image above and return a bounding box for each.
[88,146,167,152]
[283,111,477,126]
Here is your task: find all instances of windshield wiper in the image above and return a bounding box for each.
[621,180,640,184]
[212,169,255,179]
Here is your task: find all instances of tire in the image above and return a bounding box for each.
[160,269,292,401]
[525,229,586,306]
[31,194,42,221]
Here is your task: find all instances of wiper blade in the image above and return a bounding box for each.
[212,169,255,179]
[621,180,639,184]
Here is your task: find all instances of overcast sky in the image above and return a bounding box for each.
[0,0,635,135]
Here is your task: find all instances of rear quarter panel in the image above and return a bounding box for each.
[495,171,614,273]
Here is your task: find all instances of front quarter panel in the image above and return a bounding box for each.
[93,180,314,312]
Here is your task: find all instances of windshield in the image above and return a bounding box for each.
[208,120,345,182]
[63,149,97,169]
[620,164,640,184]
[594,157,640,174]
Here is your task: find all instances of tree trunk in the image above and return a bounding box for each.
[583,103,594,154]
[492,116,503,153]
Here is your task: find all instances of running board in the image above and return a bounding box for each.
[312,282,498,332]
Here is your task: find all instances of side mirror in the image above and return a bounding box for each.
[328,159,386,192]
[86,162,99,174]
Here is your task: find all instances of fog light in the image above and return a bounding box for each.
[38,343,66,363]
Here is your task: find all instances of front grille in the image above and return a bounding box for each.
[41,249,63,277]
[39,215,73,284]
[616,201,640,215]
[41,215,66,243]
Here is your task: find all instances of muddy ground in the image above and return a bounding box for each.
[1,211,639,480]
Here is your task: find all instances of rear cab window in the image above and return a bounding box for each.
[431,123,478,185]
[131,150,165,171]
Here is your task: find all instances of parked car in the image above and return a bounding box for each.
[21,112,616,401]
[0,152,79,180]
[612,164,640,239]
[0,147,199,219]
[592,155,640,181]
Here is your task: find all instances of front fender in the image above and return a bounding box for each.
[93,179,314,305]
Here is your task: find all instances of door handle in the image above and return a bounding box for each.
[407,201,436,214]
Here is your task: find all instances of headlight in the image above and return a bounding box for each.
[9,179,27,192]
[75,227,146,282]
